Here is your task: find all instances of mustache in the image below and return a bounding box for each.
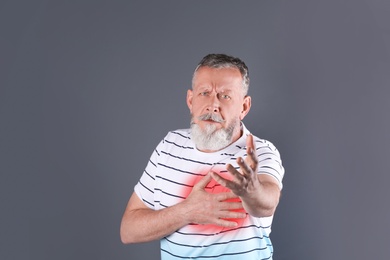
[197,113,225,123]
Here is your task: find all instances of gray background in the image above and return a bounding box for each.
[1,0,389,259]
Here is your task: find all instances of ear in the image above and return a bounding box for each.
[186,89,193,113]
[239,95,251,120]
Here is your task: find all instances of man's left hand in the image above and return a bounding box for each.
[211,134,260,198]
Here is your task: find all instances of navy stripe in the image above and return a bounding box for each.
[161,246,271,259]
[171,131,191,139]
[159,203,168,208]
[258,157,273,163]
[260,165,281,174]
[220,164,240,170]
[144,170,155,180]
[164,139,194,149]
[259,171,280,181]
[218,170,229,173]
[231,153,272,161]
[161,151,213,165]
[164,235,266,248]
[158,163,204,176]
[139,181,153,194]
[256,146,274,152]
[149,159,157,168]
[220,153,235,156]
[156,175,194,188]
[142,198,153,207]
[258,152,277,157]
[175,224,272,236]
[213,162,226,165]
[237,144,271,151]
[153,201,169,209]
[155,188,186,199]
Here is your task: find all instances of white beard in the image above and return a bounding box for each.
[190,117,238,151]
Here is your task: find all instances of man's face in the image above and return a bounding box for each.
[187,66,251,151]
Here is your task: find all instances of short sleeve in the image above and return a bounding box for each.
[134,139,164,209]
[255,139,285,189]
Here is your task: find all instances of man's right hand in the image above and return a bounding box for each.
[120,173,246,244]
[181,173,247,228]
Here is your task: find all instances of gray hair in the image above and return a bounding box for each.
[192,54,250,96]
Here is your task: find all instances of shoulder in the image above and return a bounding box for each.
[165,129,191,140]
[157,128,194,151]
[242,124,281,154]
[252,136,281,155]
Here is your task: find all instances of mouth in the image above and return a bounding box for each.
[198,113,225,123]
[204,118,218,122]
[203,119,222,125]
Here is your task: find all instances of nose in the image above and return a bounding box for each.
[206,94,220,113]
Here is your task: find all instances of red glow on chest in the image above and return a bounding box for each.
[178,168,247,233]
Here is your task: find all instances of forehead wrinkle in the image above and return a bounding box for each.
[195,85,235,95]
[192,67,244,94]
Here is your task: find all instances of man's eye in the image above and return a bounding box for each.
[220,94,230,99]
[200,92,209,96]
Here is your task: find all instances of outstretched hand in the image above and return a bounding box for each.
[211,134,261,198]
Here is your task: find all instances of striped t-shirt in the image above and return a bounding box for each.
[134,124,284,260]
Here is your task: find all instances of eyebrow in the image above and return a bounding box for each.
[196,85,211,91]
[195,85,235,93]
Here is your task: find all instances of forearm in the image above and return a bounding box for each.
[120,202,188,244]
[121,180,245,244]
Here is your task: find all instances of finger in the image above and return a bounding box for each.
[226,164,245,181]
[246,134,255,153]
[245,149,258,170]
[219,211,247,220]
[215,191,240,201]
[211,171,240,191]
[193,172,213,190]
[214,219,239,228]
[245,135,258,171]
[220,201,244,210]
[237,157,254,177]
[210,172,228,187]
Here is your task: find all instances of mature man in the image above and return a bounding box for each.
[120,54,284,259]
